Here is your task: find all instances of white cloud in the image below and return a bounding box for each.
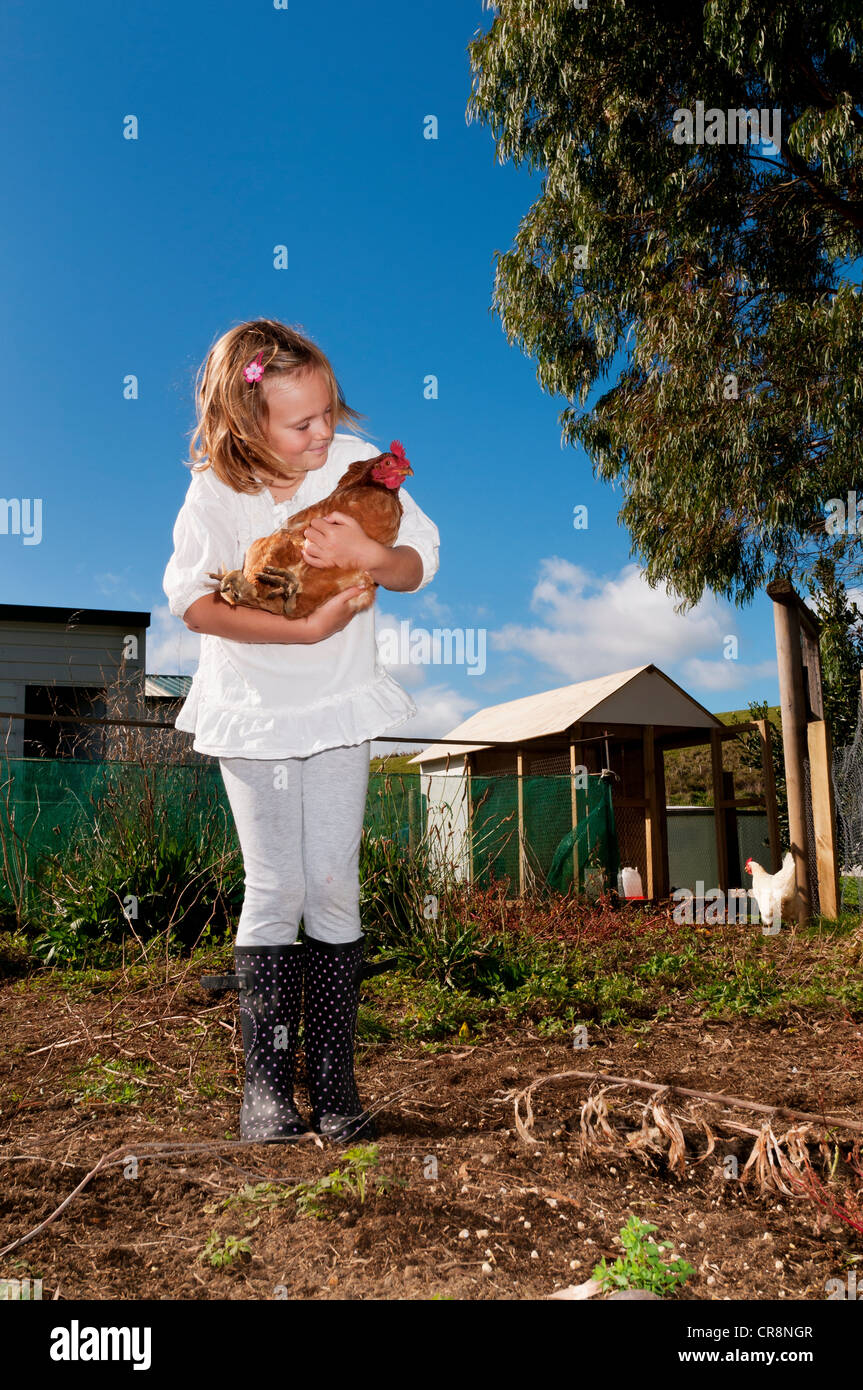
[414,590,453,622]
[680,657,777,692]
[146,604,200,674]
[375,606,424,689]
[492,559,730,679]
[376,606,489,686]
[94,568,145,603]
[372,682,479,757]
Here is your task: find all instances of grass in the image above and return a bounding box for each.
[68,1054,155,1105]
[9,903,863,1059]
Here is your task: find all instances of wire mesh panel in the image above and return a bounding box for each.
[545,776,619,898]
[468,774,520,890]
[613,802,647,890]
[666,807,770,893]
[522,774,576,882]
[666,807,718,892]
[0,758,232,868]
[1,759,622,906]
[0,759,431,903]
[364,773,426,847]
[524,748,570,776]
[463,771,622,896]
[832,695,863,911]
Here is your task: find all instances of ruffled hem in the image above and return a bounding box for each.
[173,670,419,758]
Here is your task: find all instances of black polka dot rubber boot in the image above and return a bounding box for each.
[234,943,309,1142]
[302,935,377,1144]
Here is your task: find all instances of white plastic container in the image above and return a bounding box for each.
[618,866,644,899]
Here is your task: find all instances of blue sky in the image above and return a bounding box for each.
[1,0,783,749]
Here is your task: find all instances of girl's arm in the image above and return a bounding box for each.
[183,586,366,643]
[366,544,424,592]
[302,518,431,592]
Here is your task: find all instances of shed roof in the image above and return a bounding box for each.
[408,664,722,764]
[0,604,150,627]
[145,675,193,699]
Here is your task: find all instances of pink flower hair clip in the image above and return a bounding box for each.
[243,350,265,385]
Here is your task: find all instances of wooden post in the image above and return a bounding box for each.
[569,725,581,895]
[654,743,670,898]
[756,717,781,872]
[767,583,811,924]
[643,726,664,899]
[807,720,840,918]
[711,728,729,894]
[516,747,525,897]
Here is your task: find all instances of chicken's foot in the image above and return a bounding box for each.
[255,565,300,603]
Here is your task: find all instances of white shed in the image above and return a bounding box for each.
[0,604,149,757]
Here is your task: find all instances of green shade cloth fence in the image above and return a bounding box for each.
[469,771,619,896]
[0,759,619,903]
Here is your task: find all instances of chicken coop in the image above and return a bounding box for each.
[408,664,783,902]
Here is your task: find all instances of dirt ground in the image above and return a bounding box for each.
[1,955,861,1302]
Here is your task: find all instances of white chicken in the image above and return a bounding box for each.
[744,851,800,929]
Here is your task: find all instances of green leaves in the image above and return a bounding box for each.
[593,1215,695,1295]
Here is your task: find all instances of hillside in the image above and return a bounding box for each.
[663,706,782,806]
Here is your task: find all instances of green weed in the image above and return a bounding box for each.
[286,1145,403,1219]
[199,1233,251,1269]
[593,1216,694,1297]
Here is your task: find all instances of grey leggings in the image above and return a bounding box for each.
[219,742,370,947]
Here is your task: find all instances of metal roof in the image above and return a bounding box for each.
[408,664,722,764]
[145,675,193,698]
[0,604,150,627]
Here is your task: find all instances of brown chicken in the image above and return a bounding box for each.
[209,440,413,620]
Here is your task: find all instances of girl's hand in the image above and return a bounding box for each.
[302,512,385,571]
[291,586,367,643]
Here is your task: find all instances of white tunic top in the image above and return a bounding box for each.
[162,432,440,759]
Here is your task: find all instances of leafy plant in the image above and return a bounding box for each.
[27,763,243,964]
[695,959,783,1017]
[593,1216,694,1297]
[209,1182,295,1215]
[286,1145,402,1220]
[199,1233,251,1269]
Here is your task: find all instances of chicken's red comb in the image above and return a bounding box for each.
[389,440,408,462]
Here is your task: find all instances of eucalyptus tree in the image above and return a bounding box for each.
[467,0,863,609]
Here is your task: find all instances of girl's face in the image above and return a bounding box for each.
[259,368,334,477]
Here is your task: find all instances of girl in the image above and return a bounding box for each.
[163,318,440,1144]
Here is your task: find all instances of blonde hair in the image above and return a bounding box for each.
[187,318,370,494]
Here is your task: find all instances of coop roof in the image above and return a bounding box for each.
[408,664,722,764]
[145,674,193,699]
